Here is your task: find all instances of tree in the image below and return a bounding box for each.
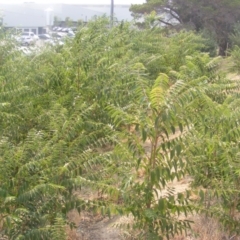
[107,71,200,238]
[65,17,73,27]
[130,0,240,56]
[53,16,61,26]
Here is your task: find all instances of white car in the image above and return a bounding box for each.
[21,32,39,41]
[67,31,75,38]
[20,36,34,46]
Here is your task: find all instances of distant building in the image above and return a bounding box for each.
[57,4,132,23]
[0,3,46,34]
[0,3,133,34]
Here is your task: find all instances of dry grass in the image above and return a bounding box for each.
[66,208,240,240]
[66,226,80,240]
[66,209,82,240]
[171,214,240,240]
[120,214,234,240]
[189,215,226,240]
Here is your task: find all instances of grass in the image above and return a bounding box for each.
[171,215,228,240]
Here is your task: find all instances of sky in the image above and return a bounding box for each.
[1,0,146,4]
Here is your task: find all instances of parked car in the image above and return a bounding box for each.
[71,27,77,32]
[67,32,75,38]
[21,32,39,41]
[38,34,51,40]
[19,36,34,46]
[51,32,66,39]
[61,28,68,32]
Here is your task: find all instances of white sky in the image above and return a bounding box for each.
[1,0,146,4]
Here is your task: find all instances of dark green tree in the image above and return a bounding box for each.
[130,0,240,56]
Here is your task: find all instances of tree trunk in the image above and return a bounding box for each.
[218,39,228,56]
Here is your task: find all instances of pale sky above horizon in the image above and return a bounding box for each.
[1,0,146,4]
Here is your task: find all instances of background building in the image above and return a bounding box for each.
[0,3,133,34]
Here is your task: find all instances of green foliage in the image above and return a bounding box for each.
[51,216,67,240]
[107,58,224,237]
[230,46,240,73]
[183,63,240,236]
[229,23,240,47]
[0,16,239,239]
[186,99,240,235]
[200,29,218,57]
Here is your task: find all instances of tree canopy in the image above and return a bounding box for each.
[130,0,240,55]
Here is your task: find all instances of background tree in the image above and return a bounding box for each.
[65,17,73,27]
[53,16,61,26]
[130,0,240,56]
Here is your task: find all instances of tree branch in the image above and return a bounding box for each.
[157,18,174,26]
[164,6,182,23]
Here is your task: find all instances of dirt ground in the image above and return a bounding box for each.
[67,210,128,240]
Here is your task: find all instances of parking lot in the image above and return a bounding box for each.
[16,27,76,48]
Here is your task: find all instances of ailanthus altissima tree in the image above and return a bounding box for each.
[0,17,239,239]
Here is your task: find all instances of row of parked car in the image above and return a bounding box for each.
[16,29,75,46]
[52,27,77,32]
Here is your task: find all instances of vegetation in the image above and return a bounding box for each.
[130,0,240,55]
[0,15,240,240]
